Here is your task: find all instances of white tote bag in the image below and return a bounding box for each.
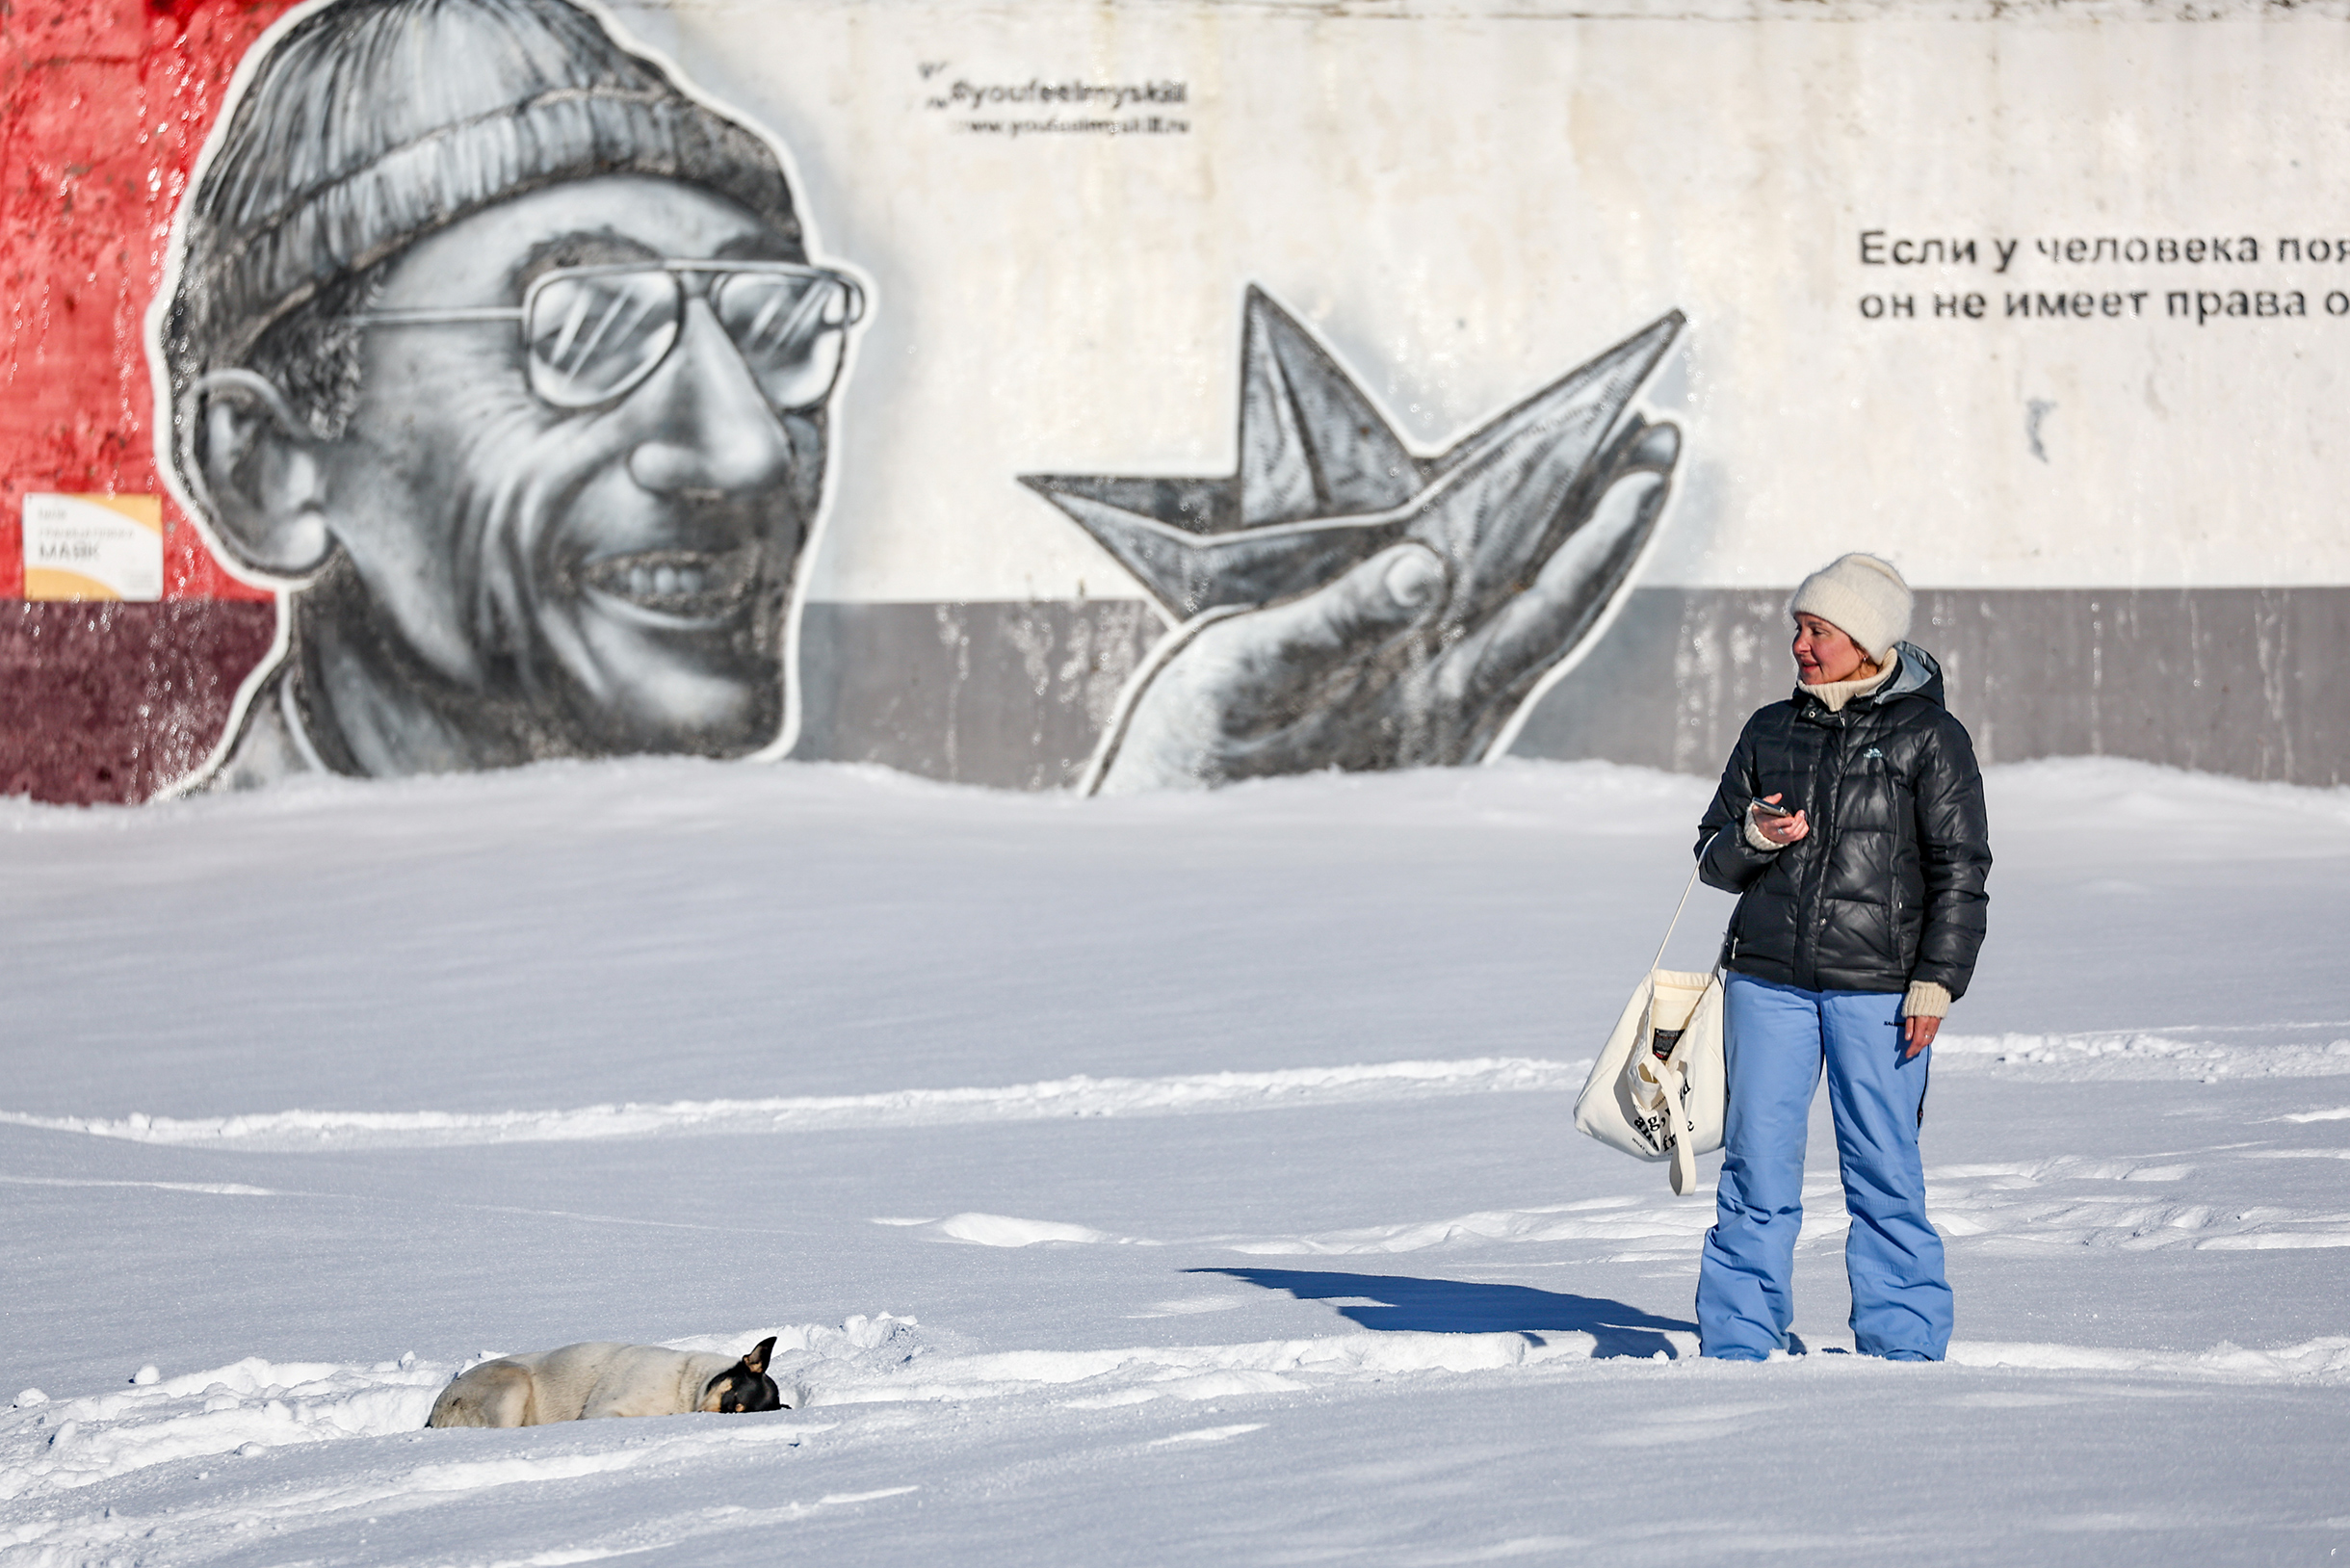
[1573,860,1728,1196]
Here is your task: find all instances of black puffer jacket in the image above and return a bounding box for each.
[1695,642,1991,997]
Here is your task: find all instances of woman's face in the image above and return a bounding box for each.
[1792,614,1873,685]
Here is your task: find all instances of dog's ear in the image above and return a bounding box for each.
[741,1337,776,1376]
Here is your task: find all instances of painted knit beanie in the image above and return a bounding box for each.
[164,0,799,389]
[1788,553,1913,663]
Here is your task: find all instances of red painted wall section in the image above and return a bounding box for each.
[2,0,298,803]
[1,0,294,599]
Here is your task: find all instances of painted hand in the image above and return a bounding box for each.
[1093,421,1678,793]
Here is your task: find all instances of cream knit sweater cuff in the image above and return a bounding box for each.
[1741,805,1782,851]
[1903,980,1951,1019]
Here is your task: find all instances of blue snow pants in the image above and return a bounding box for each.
[1695,973,1953,1361]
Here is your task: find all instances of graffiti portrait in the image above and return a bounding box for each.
[159,0,861,783]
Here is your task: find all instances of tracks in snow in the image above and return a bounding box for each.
[6,1026,2347,1157]
[0,1058,1580,1152]
[868,1138,2350,1260]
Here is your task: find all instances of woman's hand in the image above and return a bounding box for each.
[1902,1014,1941,1058]
[1752,794,1809,847]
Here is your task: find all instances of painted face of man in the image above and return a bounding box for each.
[318,173,840,759]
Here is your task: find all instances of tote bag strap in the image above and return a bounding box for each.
[1650,828,1730,976]
[1669,1094,1701,1195]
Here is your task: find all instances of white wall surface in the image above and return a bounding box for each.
[610,0,2350,601]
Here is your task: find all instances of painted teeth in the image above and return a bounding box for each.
[593,554,740,611]
[625,564,708,598]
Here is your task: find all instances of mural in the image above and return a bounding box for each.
[12,0,2345,800]
[149,0,1678,794]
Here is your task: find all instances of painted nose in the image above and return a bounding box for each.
[626,300,799,494]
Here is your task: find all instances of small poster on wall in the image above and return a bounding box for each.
[20,494,165,603]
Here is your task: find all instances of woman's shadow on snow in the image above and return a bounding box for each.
[1196,1268,1695,1359]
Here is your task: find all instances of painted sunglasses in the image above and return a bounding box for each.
[346,260,865,412]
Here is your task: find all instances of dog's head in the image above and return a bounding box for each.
[699,1336,785,1414]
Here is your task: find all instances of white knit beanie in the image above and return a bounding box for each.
[1788,553,1913,663]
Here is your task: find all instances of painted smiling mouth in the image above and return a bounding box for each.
[580,548,759,618]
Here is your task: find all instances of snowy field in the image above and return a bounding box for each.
[3,756,2347,1566]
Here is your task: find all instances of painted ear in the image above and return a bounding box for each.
[740,1337,776,1376]
[181,370,336,576]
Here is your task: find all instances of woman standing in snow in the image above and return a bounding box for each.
[1692,554,1991,1362]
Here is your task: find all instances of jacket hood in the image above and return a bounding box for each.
[1872,641,1945,707]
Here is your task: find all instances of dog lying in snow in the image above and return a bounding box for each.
[426,1338,782,1428]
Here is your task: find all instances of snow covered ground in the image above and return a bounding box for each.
[3,756,2346,1566]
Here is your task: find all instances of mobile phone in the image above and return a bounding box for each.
[1750,797,1795,817]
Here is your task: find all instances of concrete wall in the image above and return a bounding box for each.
[1515,587,2350,787]
[795,600,1164,791]
[779,588,2350,791]
[0,602,274,802]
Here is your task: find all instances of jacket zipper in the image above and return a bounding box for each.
[1797,705,1855,988]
